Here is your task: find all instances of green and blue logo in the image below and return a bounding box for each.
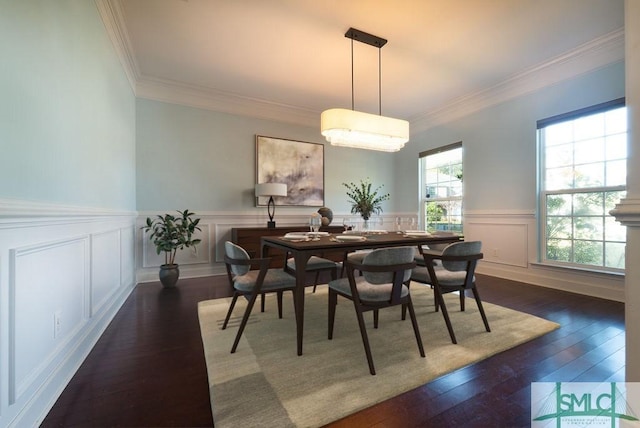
[532,382,640,427]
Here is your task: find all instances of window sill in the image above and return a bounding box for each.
[530,261,625,278]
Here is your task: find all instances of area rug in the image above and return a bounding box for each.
[198,285,559,428]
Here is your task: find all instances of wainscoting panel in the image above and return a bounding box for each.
[465,210,624,301]
[465,222,528,267]
[10,238,89,404]
[91,230,122,316]
[121,226,135,288]
[0,199,137,428]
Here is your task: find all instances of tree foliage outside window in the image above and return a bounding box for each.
[420,144,463,233]
[539,100,627,271]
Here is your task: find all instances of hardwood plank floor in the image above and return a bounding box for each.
[41,274,624,427]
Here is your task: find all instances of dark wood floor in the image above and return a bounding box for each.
[42,273,624,427]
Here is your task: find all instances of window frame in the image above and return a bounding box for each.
[537,98,627,273]
[419,142,463,233]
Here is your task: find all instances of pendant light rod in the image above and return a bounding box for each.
[345,28,387,115]
[351,37,354,111]
[378,48,382,115]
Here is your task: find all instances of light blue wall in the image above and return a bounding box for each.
[137,62,624,218]
[136,99,395,214]
[0,0,136,210]
[395,61,625,212]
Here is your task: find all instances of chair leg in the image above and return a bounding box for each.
[261,293,265,312]
[406,296,425,357]
[435,286,457,344]
[328,289,338,339]
[373,309,379,329]
[401,281,411,320]
[472,287,491,332]
[277,291,284,318]
[230,291,260,353]
[222,292,240,329]
[312,271,320,293]
[352,301,376,375]
[460,289,465,311]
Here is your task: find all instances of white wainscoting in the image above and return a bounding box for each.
[0,199,137,428]
[135,209,625,302]
[135,211,414,283]
[466,210,624,302]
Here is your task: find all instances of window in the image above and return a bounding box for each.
[538,99,627,271]
[419,142,463,233]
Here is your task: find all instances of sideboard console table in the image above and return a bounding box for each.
[231,225,345,268]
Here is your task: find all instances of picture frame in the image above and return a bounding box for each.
[256,135,324,207]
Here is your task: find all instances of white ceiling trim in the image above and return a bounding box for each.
[410,28,624,134]
[95,0,141,92]
[135,75,321,127]
[97,0,624,135]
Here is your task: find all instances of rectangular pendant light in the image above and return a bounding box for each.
[321,108,409,152]
[321,28,410,153]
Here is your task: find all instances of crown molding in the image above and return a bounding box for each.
[95,0,140,92]
[410,28,625,134]
[97,1,624,133]
[135,75,320,127]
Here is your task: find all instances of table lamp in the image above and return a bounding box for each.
[255,183,287,228]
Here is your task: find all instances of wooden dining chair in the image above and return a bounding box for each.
[285,253,339,292]
[222,241,297,353]
[410,241,489,344]
[328,246,424,375]
[258,253,339,314]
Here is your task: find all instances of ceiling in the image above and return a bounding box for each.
[102,0,625,134]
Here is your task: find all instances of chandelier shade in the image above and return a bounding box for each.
[321,108,409,152]
[321,27,410,153]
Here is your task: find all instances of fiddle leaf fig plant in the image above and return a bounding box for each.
[142,209,202,266]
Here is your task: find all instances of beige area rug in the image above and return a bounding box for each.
[198,284,559,428]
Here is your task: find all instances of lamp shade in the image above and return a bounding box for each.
[321,108,409,152]
[255,182,287,197]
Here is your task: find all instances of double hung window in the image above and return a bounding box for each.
[538,99,627,271]
[419,142,463,233]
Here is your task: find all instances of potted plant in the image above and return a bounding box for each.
[343,178,390,229]
[142,209,202,288]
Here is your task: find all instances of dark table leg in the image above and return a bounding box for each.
[261,240,311,356]
[293,251,311,356]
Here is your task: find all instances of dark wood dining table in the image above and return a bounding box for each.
[261,231,462,356]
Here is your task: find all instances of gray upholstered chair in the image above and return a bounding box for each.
[411,241,489,344]
[257,254,339,313]
[285,254,339,292]
[328,246,424,375]
[222,241,297,353]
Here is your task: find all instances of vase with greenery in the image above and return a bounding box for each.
[142,209,202,287]
[342,178,390,229]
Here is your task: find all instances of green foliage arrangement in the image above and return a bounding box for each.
[342,178,390,220]
[142,209,202,266]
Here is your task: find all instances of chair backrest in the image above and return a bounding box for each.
[441,241,482,271]
[224,241,251,276]
[362,246,415,284]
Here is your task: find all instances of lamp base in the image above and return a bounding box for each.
[267,221,276,229]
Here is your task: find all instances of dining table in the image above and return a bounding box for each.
[260,230,463,356]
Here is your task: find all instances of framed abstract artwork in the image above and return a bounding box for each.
[256,135,324,207]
